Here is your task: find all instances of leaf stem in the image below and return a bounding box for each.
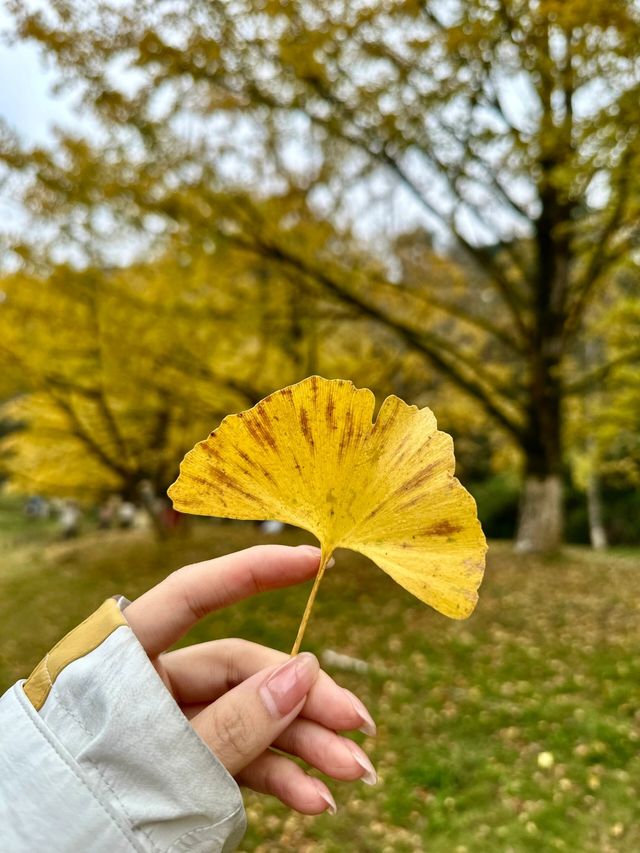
[290,549,333,656]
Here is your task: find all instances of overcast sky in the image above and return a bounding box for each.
[1,8,598,255]
[0,33,69,144]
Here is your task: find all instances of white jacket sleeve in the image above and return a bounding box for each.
[0,598,246,853]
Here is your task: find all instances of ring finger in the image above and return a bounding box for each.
[237,751,337,815]
[273,718,377,784]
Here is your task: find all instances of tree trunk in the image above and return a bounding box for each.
[587,471,608,550]
[515,372,564,553]
[516,155,571,554]
[514,321,564,554]
[138,479,170,538]
[515,474,563,553]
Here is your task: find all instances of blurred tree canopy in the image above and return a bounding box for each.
[0,243,448,505]
[1,0,639,550]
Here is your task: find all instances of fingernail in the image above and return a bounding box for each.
[296,545,334,568]
[313,780,337,815]
[343,689,377,736]
[297,545,322,557]
[350,747,377,785]
[260,653,318,718]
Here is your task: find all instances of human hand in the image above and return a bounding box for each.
[123,544,377,815]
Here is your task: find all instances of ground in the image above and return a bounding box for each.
[1,498,639,852]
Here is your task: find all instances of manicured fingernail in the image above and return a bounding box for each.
[343,689,377,736]
[296,545,334,568]
[260,653,318,717]
[313,780,337,815]
[350,748,377,785]
[297,544,322,556]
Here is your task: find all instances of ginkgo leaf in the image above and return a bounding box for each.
[168,376,487,653]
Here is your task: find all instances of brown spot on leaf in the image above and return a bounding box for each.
[184,472,211,488]
[256,404,273,430]
[257,464,275,483]
[244,419,265,448]
[214,469,255,499]
[326,396,337,430]
[425,520,462,536]
[245,415,278,452]
[261,430,277,452]
[339,410,355,460]
[185,470,255,503]
[397,462,438,494]
[359,505,381,524]
[390,433,411,462]
[395,493,425,512]
[299,408,314,447]
[202,443,223,461]
[392,432,435,468]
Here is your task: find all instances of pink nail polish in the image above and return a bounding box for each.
[296,545,334,567]
[350,748,378,785]
[313,780,337,815]
[260,653,318,717]
[296,544,322,557]
[343,689,377,736]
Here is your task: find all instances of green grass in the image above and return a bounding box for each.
[0,493,59,548]
[0,513,639,852]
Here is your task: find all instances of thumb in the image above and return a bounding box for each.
[190,653,320,776]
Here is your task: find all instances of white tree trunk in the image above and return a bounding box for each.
[587,472,608,550]
[514,475,563,554]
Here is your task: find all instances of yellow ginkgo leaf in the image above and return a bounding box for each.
[168,376,487,653]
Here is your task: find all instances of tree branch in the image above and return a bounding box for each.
[48,392,132,480]
[226,224,526,440]
[565,145,636,339]
[242,65,533,346]
[564,348,640,396]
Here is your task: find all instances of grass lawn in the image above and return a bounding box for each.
[0,516,639,852]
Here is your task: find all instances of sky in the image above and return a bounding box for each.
[0,29,448,256]
[0,34,58,241]
[0,30,72,145]
[1,6,603,257]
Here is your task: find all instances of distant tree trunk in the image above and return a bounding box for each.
[515,403,563,552]
[138,479,170,538]
[583,355,608,551]
[515,474,563,553]
[587,471,608,551]
[515,175,568,553]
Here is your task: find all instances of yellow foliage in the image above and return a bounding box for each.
[169,376,486,649]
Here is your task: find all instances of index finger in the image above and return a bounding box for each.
[125,544,323,657]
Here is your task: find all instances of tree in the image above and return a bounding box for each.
[0,260,238,503]
[3,0,640,549]
[566,287,640,545]
[0,239,426,511]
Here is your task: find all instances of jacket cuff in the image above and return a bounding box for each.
[26,599,246,852]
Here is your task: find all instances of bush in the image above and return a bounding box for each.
[473,473,640,546]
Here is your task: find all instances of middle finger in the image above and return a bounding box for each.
[180,706,376,784]
[162,638,376,734]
